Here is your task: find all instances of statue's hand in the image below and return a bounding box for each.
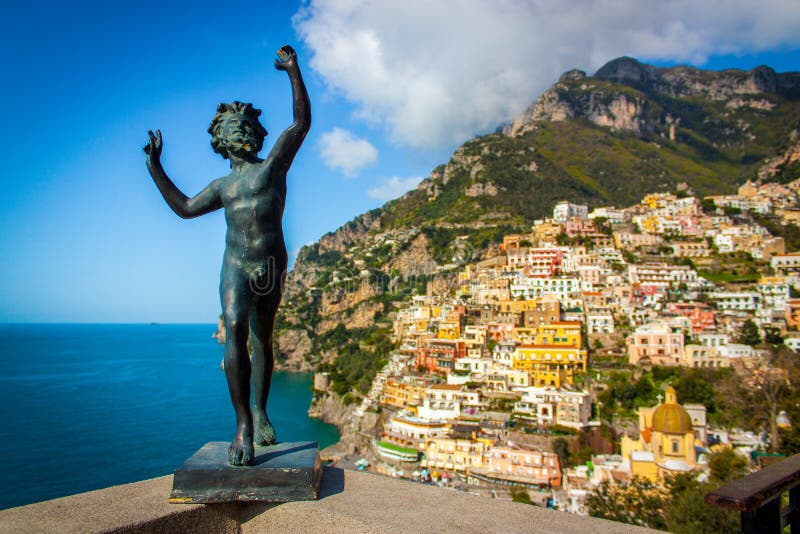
[144,129,163,162]
[275,45,297,71]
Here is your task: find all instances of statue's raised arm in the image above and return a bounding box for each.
[144,130,222,219]
[269,45,311,171]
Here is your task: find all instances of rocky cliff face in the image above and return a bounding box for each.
[309,393,385,462]
[505,56,797,139]
[593,56,786,98]
[317,211,381,254]
[275,328,313,371]
[758,134,800,183]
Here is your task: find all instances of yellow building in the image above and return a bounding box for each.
[380,379,428,411]
[621,387,698,482]
[437,321,460,339]
[495,300,530,313]
[638,215,660,234]
[512,345,588,388]
[642,194,660,209]
[459,265,473,283]
[533,221,563,244]
[422,437,490,473]
[514,321,581,346]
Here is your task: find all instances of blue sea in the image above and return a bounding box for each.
[0,324,339,510]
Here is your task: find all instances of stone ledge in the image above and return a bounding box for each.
[0,467,660,533]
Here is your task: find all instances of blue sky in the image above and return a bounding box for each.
[1,0,798,323]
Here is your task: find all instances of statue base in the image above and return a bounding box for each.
[169,441,322,504]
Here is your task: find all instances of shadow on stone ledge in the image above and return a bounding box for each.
[229,466,345,524]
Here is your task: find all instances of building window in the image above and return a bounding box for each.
[672,440,679,453]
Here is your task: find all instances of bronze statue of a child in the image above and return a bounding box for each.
[145,45,310,466]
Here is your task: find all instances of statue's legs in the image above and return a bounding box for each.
[250,264,284,446]
[221,268,254,466]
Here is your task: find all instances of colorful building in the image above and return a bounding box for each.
[514,321,582,346]
[470,445,562,488]
[512,345,588,387]
[667,302,716,333]
[416,339,468,374]
[620,387,700,482]
[422,437,490,473]
[627,322,685,366]
[513,387,592,429]
[381,414,450,452]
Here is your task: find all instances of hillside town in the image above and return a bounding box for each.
[314,179,800,519]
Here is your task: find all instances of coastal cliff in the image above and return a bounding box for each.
[308,392,385,463]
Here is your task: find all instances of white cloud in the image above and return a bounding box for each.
[368,176,421,201]
[294,0,800,149]
[317,127,378,176]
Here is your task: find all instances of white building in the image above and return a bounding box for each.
[712,292,762,312]
[514,387,592,429]
[382,415,450,451]
[417,384,483,421]
[628,263,698,286]
[718,343,755,359]
[772,253,800,272]
[453,356,494,376]
[492,340,516,369]
[554,201,589,222]
[510,276,588,301]
[698,333,729,348]
[588,207,630,224]
[586,310,615,334]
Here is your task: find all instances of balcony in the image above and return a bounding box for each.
[706,453,800,533]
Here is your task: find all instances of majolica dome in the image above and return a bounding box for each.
[652,386,693,434]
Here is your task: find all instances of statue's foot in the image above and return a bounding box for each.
[228,426,255,466]
[253,409,277,446]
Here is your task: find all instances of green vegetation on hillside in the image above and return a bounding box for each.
[316,324,394,396]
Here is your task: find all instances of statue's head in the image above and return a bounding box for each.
[208,101,268,160]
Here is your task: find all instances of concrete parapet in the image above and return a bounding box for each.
[0,467,659,533]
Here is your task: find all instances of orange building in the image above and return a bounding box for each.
[417,339,467,374]
[787,299,800,330]
[379,379,429,410]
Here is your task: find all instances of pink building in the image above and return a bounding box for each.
[627,322,685,366]
[564,217,597,237]
[667,303,716,334]
[630,283,667,305]
[507,248,562,277]
[471,446,562,488]
[486,322,515,342]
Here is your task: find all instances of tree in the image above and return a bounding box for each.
[701,198,717,214]
[779,401,800,455]
[673,370,717,412]
[587,477,668,530]
[708,448,749,484]
[509,486,531,505]
[723,206,742,217]
[764,326,784,345]
[552,437,570,469]
[664,481,740,534]
[742,347,794,452]
[736,319,762,347]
